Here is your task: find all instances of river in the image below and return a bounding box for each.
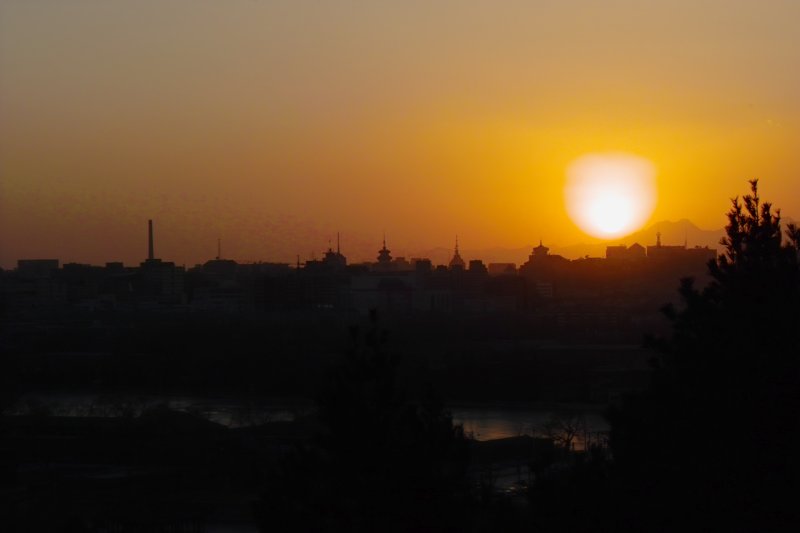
[9,392,609,443]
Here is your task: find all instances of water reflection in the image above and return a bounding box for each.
[7,392,305,427]
[8,393,609,446]
[451,405,609,449]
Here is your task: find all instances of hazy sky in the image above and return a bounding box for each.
[2,0,799,267]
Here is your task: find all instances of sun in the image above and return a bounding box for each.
[564,153,657,239]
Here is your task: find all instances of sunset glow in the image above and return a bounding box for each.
[565,154,657,239]
[1,1,799,266]
[2,3,799,529]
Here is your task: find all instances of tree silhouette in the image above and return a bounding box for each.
[609,180,800,532]
[257,310,470,532]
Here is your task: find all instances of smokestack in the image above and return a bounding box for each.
[148,219,154,260]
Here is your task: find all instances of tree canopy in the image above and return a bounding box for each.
[609,180,800,533]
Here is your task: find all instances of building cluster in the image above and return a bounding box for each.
[2,221,716,322]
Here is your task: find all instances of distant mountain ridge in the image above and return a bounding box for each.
[625,219,725,248]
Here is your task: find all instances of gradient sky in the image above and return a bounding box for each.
[2,0,799,268]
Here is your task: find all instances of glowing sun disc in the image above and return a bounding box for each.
[564,153,657,239]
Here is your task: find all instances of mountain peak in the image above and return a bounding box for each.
[624,220,722,248]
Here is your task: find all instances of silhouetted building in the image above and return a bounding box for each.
[17,259,59,278]
[137,259,185,306]
[606,243,646,261]
[448,237,466,271]
[531,240,549,259]
[488,263,517,276]
[137,220,185,306]
[105,262,125,272]
[202,259,238,282]
[6,259,63,313]
[646,232,686,261]
[59,263,105,306]
[391,256,413,271]
[374,235,395,272]
[413,258,432,273]
[646,232,716,266]
[321,234,347,271]
[685,246,717,263]
[519,241,568,275]
[351,272,414,314]
[519,241,569,300]
[468,259,487,274]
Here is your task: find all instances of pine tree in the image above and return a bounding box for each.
[609,180,800,532]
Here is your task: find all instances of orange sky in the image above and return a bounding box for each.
[2,1,799,268]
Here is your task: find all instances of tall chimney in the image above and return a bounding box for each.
[148,219,154,260]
